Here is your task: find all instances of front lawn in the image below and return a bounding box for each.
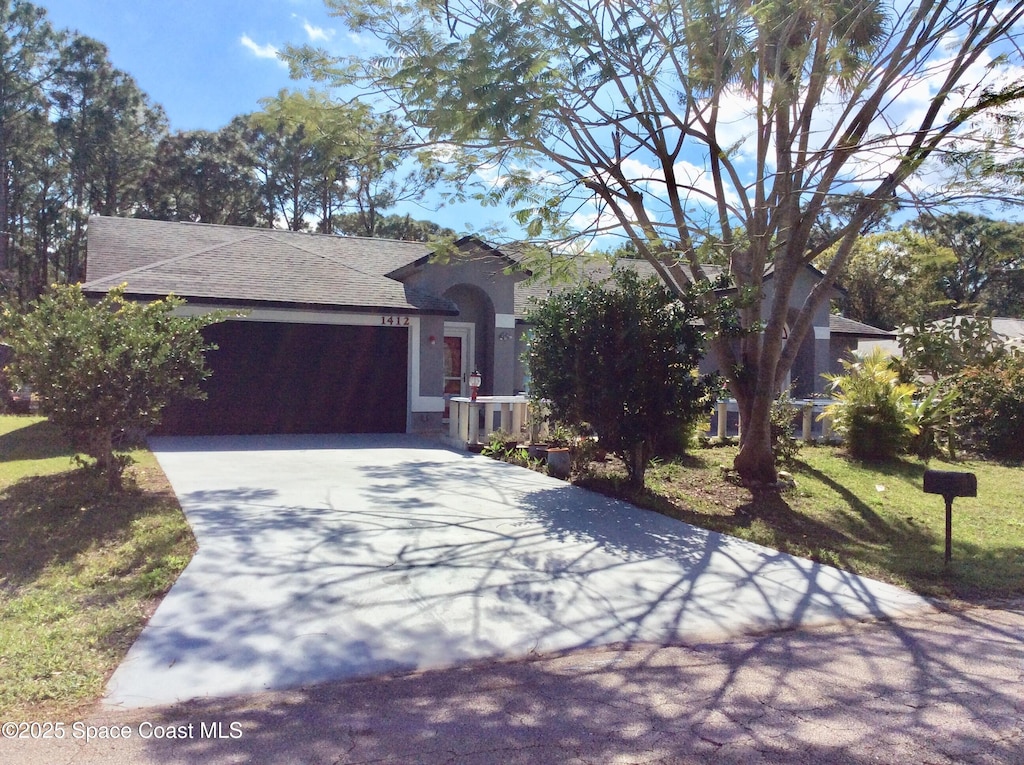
[580,445,1024,600]
[0,415,196,719]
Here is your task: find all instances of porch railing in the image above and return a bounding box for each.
[708,398,839,441]
[447,395,840,450]
[448,395,540,448]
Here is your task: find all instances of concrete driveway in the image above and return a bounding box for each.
[104,435,932,709]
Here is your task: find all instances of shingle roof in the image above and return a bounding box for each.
[83,216,457,314]
[513,256,892,337]
[927,315,1024,340]
[513,256,728,318]
[829,315,896,337]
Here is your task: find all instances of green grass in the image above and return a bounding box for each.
[0,416,196,719]
[3,416,1021,716]
[581,445,1024,601]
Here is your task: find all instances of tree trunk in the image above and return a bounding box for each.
[733,386,778,488]
[0,142,9,272]
[87,429,123,491]
[625,442,647,490]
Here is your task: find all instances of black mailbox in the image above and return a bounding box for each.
[923,470,977,565]
[923,470,977,499]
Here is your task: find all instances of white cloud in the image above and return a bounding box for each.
[474,160,554,190]
[615,156,742,212]
[303,21,335,42]
[240,35,287,68]
[287,13,338,44]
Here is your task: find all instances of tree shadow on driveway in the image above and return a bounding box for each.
[131,600,1024,765]
[111,444,929,710]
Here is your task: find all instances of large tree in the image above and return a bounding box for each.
[824,229,951,330]
[0,0,61,278]
[140,125,261,226]
[50,35,166,283]
[293,0,1024,486]
[913,212,1024,317]
[0,2,166,301]
[247,89,442,235]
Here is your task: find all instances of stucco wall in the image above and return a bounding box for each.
[399,251,523,422]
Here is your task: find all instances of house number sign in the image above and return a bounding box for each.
[380,316,410,326]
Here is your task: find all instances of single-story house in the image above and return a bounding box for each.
[514,255,895,398]
[859,316,1024,359]
[82,216,891,436]
[828,315,900,374]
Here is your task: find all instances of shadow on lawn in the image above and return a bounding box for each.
[581,455,947,591]
[0,419,75,462]
[579,469,856,549]
[0,469,188,592]
[792,459,928,538]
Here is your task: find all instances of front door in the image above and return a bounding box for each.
[443,322,474,421]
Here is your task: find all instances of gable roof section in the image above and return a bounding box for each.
[514,257,730,318]
[83,216,456,314]
[386,235,528,277]
[829,315,896,338]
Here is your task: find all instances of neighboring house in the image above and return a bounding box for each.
[82,216,890,436]
[828,315,899,374]
[858,316,1024,360]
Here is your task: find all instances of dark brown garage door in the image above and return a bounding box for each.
[158,321,409,435]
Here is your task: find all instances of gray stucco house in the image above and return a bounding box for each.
[83,216,890,436]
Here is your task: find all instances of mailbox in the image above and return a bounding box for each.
[923,470,977,499]
[923,470,977,565]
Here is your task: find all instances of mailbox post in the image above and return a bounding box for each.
[923,470,977,565]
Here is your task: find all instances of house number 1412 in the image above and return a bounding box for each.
[380,316,410,326]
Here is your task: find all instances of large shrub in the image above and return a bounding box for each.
[897,314,1006,382]
[821,348,917,461]
[526,270,714,488]
[1,284,224,488]
[957,354,1024,462]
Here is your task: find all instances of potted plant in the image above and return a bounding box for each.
[544,423,574,478]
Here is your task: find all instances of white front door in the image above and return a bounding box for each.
[443,322,474,420]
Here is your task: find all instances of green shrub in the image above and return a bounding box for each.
[770,390,803,466]
[906,379,961,460]
[957,354,1024,462]
[1,285,225,489]
[821,348,917,461]
[526,270,714,488]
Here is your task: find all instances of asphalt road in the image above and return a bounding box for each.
[4,599,1022,764]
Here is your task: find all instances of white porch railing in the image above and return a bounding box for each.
[709,398,839,441]
[448,395,537,448]
[448,396,839,450]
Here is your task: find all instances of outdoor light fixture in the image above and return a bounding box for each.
[469,370,482,401]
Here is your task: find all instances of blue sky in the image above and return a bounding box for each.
[41,0,515,233]
[37,1,1023,240]
[41,0,335,131]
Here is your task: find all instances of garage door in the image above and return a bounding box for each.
[158,321,409,435]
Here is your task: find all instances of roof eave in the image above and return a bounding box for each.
[79,289,460,317]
